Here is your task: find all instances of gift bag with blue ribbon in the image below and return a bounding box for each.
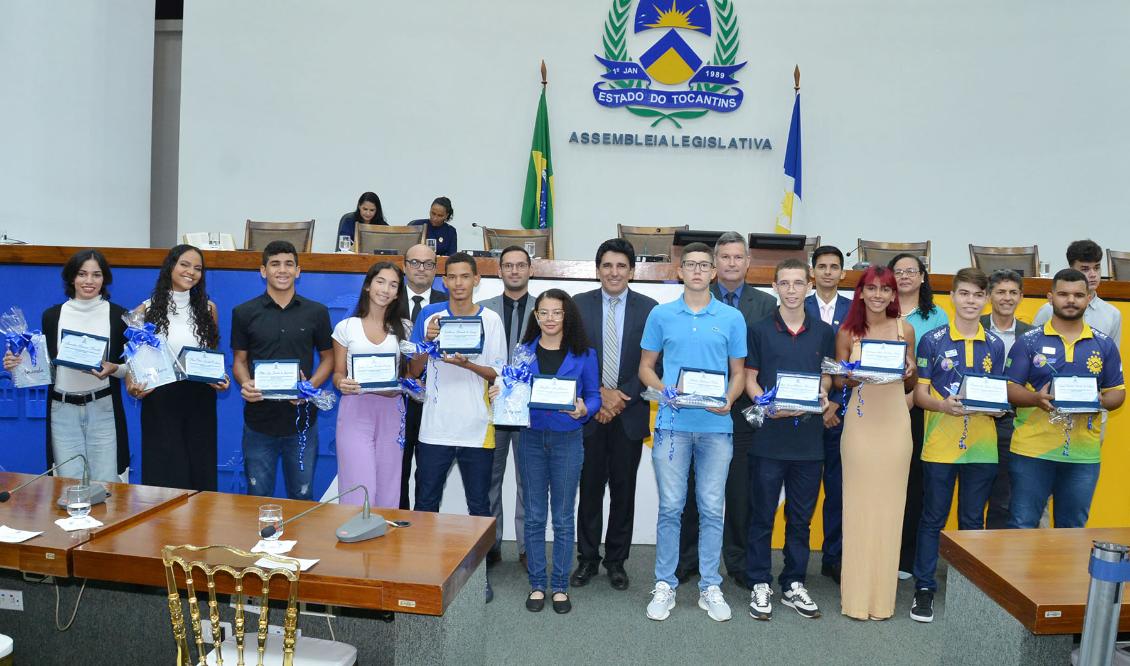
[121,310,183,390]
[492,345,534,427]
[0,306,52,387]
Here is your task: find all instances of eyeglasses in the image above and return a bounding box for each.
[536,310,565,320]
[775,280,809,291]
[405,259,436,270]
[501,262,530,271]
[680,260,715,273]
[892,268,920,278]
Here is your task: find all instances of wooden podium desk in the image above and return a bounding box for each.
[940,527,1130,664]
[0,471,193,577]
[72,491,495,616]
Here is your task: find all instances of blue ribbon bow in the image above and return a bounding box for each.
[753,386,778,407]
[500,362,533,397]
[5,331,41,366]
[656,386,681,460]
[399,377,424,396]
[293,381,323,472]
[122,323,162,360]
[412,340,441,359]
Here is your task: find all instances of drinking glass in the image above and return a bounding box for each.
[258,504,284,540]
[207,232,221,250]
[426,238,437,251]
[524,241,536,259]
[65,485,92,518]
[338,235,354,253]
[1039,261,1051,278]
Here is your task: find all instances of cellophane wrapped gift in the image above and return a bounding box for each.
[0,306,51,387]
[122,310,183,390]
[640,387,726,409]
[820,357,903,385]
[492,346,534,427]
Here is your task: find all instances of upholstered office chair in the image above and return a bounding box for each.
[969,244,1040,277]
[354,224,425,254]
[857,239,931,270]
[162,544,356,666]
[480,226,554,259]
[616,224,688,258]
[1108,249,1130,281]
[182,232,236,250]
[244,220,315,253]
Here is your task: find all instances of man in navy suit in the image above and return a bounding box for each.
[570,238,658,590]
[803,245,852,582]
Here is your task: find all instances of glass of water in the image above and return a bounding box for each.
[258,504,284,540]
[338,235,354,253]
[65,485,92,518]
[524,241,536,258]
[426,238,437,252]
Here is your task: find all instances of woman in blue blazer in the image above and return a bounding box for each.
[491,288,600,614]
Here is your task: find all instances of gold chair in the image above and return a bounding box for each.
[244,220,316,253]
[480,226,554,259]
[1108,249,1130,281]
[162,544,356,666]
[354,224,426,255]
[969,244,1040,277]
[857,238,932,270]
[616,224,688,258]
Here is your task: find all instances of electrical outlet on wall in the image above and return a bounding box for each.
[0,590,24,611]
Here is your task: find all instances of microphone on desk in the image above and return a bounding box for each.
[843,242,870,271]
[258,484,387,543]
[0,454,108,506]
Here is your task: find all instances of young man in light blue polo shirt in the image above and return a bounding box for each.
[639,242,748,623]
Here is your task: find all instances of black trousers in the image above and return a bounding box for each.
[400,398,423,510]
[985,418,1015,529]
[140,380,217,491]
[576,417,643,566]
[678,432,751,583]
[899,406,926,572]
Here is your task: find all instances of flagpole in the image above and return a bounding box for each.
[541,59,547,88]
[794,64,800,94]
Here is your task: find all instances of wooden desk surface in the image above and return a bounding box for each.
[72,492,495,616]
[941,527,1130,634]
[0,472,193,577]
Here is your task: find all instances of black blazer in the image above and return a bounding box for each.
[574,288,658,441]
[711,283,777,437]
[42,301,130,475]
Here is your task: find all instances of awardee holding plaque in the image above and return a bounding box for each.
[127,245,228,491]
[833,265,917,622]
[331,262,413,509]
[1004,268,1125,530]
[488,289,600,613]
[909,268,1005,623]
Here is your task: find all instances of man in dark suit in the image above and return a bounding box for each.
[677,232,776,586]
[400,243,448,509]
[803,245,853,582]
[570,238,658,590]
[980,268,1035,528]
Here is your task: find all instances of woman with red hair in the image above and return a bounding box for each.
[833,265,917,620]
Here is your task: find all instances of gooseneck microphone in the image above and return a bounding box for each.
[259,484,387,543]
[0,454,90,502]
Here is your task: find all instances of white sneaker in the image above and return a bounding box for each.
[749,583,773,620]
[647,581,676,621]
[781,581,821,618]
[697,585,732,622]
[897,570,913,580]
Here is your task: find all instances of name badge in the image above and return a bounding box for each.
[773,371,823,412]
[437,316,484,355]
[179,346,226,383]
[859,339,907,377]
[1052,375,1100,413]
[54,329,109,372]
[351,353,398,390]
[677,367,727,399]
[528,374,578,411]
[958,373,1009,414]
[944,349,958,358]
[254,359,300,399]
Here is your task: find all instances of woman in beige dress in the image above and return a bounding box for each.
[834,265,917,620]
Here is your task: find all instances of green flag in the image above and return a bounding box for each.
[520,87,553,229]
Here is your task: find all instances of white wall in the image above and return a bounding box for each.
[178,0,1130,271]
[0,1,154,247]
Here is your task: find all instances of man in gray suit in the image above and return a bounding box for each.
[481,245,536,566]
[678,231,777,586]
[570,238,658,590]
[981,268,1035,529]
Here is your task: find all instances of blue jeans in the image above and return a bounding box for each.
[745,456,822,591]
[517,428,584,592]
[242,425,319,500]
[50,396,119,483]
[653,430,732,590]
[413,442,493,517]
[1007,455,1101,529]
[912,461,997,591]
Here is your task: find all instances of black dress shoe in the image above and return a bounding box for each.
[519,552,528,569]
[821,563,841,584]
[607,564,630,591]
[526,590,545,612]
[570,561,599,587]
[486,550,502,566]
[552,592,572,614]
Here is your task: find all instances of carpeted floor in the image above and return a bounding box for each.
[483,542,950,665]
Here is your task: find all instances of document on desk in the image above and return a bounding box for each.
[0,525,43,543]
[251,539,297,555]
[55,516,104,532]
[255,556,319,572]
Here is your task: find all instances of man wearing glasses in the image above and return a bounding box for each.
[639,242,747,622]
[400,244,448,509]
[482,246,535,567]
